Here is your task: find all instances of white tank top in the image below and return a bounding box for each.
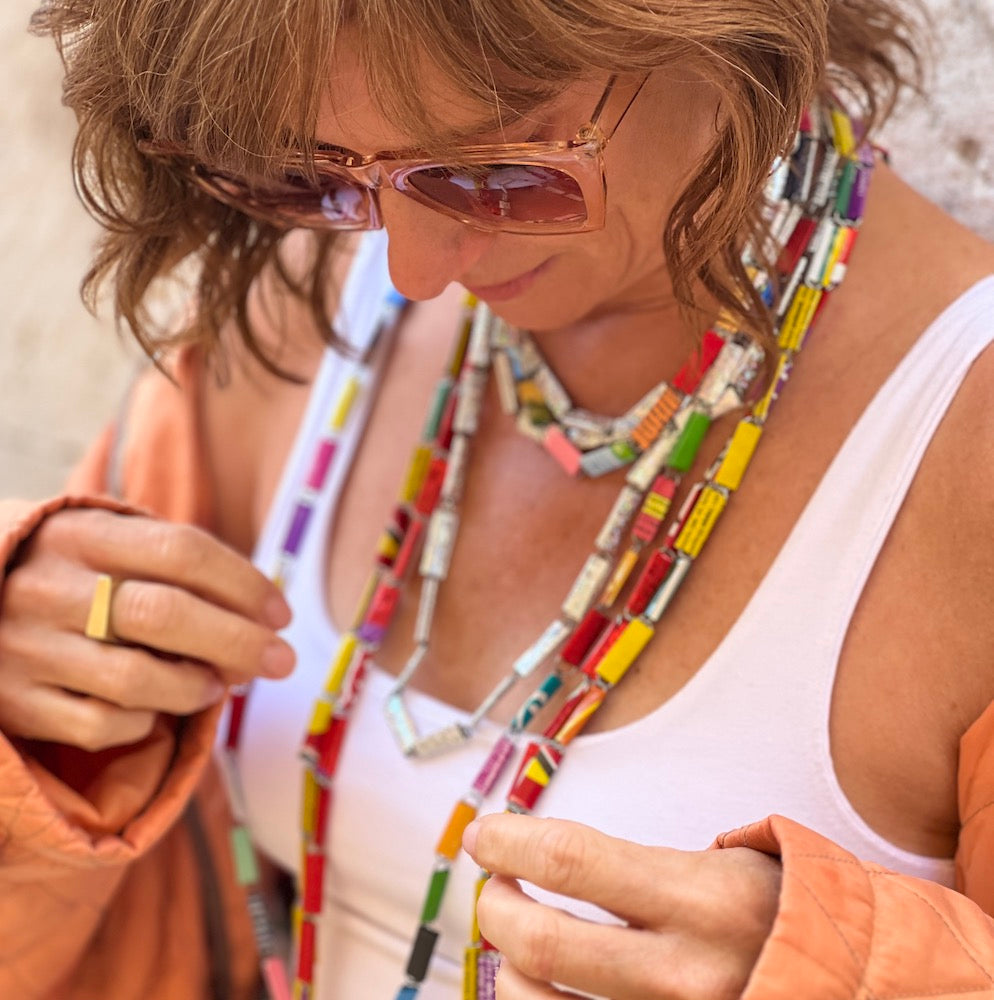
[236,232,993,999]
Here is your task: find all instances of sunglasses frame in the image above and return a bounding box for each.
[140,75,648,235]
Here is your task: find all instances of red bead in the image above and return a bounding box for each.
[225,692,248,749]
[303,852,326,914]
[391,518,425,580]
[664,483,703,549]
[560,609,610,667]
[296,917,317,983]
[626,550,675,617]
[673,331,724,394]
[542,691,585,739]
[365,581,401,630]
[581,619,626,677]
[779,217,817,274]
[414,458,447,516]
[314,787,332,843]
[436,387,459,450]
[318,716,348,776]
[508,775,543,812]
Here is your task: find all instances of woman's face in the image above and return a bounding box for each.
[316,48,721,332]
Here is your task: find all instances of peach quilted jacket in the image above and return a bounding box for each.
[2,352,994,999]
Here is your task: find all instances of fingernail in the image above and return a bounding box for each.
[262,640,296,677]
[264,593,293,629]
[204,678,227,706]
[462,818,480,855]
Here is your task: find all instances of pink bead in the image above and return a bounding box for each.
[471,735,516,796]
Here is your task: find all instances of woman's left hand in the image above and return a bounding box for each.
[464,814,781,1000]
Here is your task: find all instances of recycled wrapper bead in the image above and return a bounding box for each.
[544,424,584,476]
[626,549,675,617]
[509,671,563,729]
[599,547,639,606]
[673,484,728,558]
[644,553,692,621]
[534,364,572,419]
[560,609,610,667]
[420,508,460,580]
[594,485,643,554]
[441,434,470,504]
[511,619,571,677]
[627,408,690,491]
[631,386,681,449]
[595,619,654,686]
[436,799,479,860]
[453,369,488,435]
[673,330,724,394]
[714,420,763,491]
[561,554,612,621]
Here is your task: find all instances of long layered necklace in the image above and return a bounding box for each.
[218,99,873,1000]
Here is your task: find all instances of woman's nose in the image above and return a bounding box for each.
[378,189,496,300]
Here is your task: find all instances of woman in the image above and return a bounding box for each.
[2,0,994,997]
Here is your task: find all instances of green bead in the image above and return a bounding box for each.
[423,378,453,441]
[834,160,857,217]
[669,412,712,472]
[610,439,637,462]
[230,826,259,886]
[419,865,451,924]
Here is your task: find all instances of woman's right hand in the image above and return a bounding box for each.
[0,507,295,751]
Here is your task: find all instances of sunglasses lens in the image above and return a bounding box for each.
[402,163,588,227]
[195,167,373,229]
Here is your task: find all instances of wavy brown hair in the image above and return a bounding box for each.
[32,0,922,370]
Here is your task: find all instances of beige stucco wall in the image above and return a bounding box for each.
[1,0,993,499]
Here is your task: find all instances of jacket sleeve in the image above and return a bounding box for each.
[713,700,994,997]
[0,351,230,997]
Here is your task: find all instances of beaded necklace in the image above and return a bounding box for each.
[219,99,872,1000]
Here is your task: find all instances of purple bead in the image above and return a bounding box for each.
[476,952,500,1000]
[306,439,338,491]
[356,622,387,645]
[471,736,516,796]
[282,502,313,556]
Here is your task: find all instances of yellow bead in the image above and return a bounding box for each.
[830,109,856,156]
[599,548,640,607]
[302,770,320,836]
[713,421,763,492]
[778,286,822,351]
[323,633,358,696]
[595,619,654,686]
[516,379,544,406]
[401,445,433,503]
[307,699,333,736]
[753,354,789,423]
[435,800,478,860]
[674,485,728,558]
[642,492,671,520]
[331,375,361,431]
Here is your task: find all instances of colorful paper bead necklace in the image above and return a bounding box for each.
[218,98,872,1000]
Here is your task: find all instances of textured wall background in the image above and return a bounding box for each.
[1,0,993,499]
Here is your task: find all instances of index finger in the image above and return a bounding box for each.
[68,512,290,627]
[464,814,695,926]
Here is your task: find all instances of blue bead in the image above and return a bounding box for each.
[395,986,418,1000]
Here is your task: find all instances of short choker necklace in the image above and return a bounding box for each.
[219,97,874,1000]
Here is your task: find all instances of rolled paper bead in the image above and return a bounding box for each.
[519,742,564,787]
[594,486,643,555]
[324,633,359,696]
[752,353,791,423]
[340,651,369,711]
[375,530,401,568]
[581,619,626,677]
[846,154,873,221]
[540,686,586,741]
[247,890,277,958]
[543,424,583,476]
[391,518,425,581]
[766,154,790,202]
[386,693,418,754]
[362,580,401,632]
[578,439,636,477]
[561,554,612,622]
[331,374,361,431]
[515,378,544,407]
[665,483,702,550]
[811,146,841,210]
[296,917,317,984]
[631,474,678,543]
[778,285,823,351]
[626,549,675,617]
[414,578,440,645]
[668,411,712,473]
[714,420,763,491]
[306,698,333,738]
[302,851,325,913]
[453,368,488,435]
[420,864,451,924]
[830,107,856,155]
[472,734,517,795]
[470,871,489,943]
[413,721,471,758]
[282,501,313,556]
[631,386,681,449]
[306,438,337,491]
[436,799,479,860]
[467,303,493,369]
[827,226,858,288]
[626,408,689,491]
[562,407,614,449]
[511,619,571,677]
[447,307,473,378]
[492,351,519,415]
[414,457,448,516]
[595,618,655,687]
[423,378,453,443]
[406,924,441,982]
[420,508,459,579]
[312,784,332,844]
[778,216,817,276]
[534,364,572,419]
[599,546,639,607]
[225,692,248,749]
[771,201,803,249]
[262,956,292,1000]
[219,749,249,824]
[512,336,542,378]
[559,611,609,668]
[301,768,320,837]
[317,716,348,776]
[437,384,460,451]
[230,825,260,886]
[805,218,837,287]
[820,225,852,290]
[553,685,605,745]
[776,260,807,323]
[476,950,501,1000]
[396,986,418,1000]
[673,330,724,395]
[441,433,470,504]
[516,407,550,443]
[464,948,479,1000]
[401,444,433,503]
[509,671,563,730]
[696,341,747,409]
[643,553,692,621]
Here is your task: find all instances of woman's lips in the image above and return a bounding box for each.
[463,259,550,302]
